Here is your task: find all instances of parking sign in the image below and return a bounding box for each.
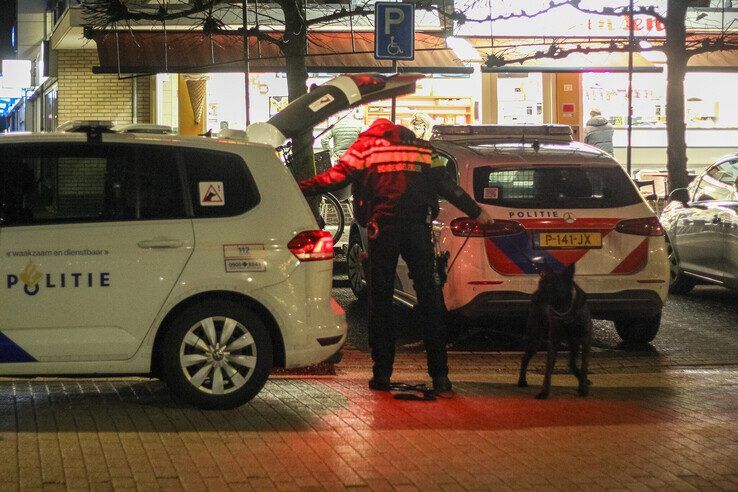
[374,2,414,61]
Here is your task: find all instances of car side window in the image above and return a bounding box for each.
[184,149,260,218]
[0,143,185,226]
[693,161,737,202]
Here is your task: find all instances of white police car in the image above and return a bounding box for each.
[347,125,669,343]
[0,73,421,409]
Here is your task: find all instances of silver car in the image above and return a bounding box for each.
[661,154,738,293]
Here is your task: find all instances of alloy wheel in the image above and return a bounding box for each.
[347,242,365,295]
[179,316,257,395]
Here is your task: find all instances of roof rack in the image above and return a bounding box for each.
[431,124,573,143]
[56,120,116,143]
[56,120,115,133]
[111,123,173,134]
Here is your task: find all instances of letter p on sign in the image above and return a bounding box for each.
[385,8,404,34]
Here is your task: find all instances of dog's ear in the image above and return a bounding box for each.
[562,262,576,281]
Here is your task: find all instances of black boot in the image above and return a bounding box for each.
[368,376,391,391]
[432,377,454,397]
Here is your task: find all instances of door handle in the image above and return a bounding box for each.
[137,238,184,249]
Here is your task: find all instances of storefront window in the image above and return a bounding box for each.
[156,74,179,133]
[497,73,543,125]
[583,72,665,128]
[207,73,247,132]
[684,73,738,128]
[42,85,57,132]
[583,72,738,129]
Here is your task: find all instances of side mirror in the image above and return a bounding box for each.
[668,188,690,206]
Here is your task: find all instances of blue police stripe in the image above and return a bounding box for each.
[488,233,565,274]
[0,330,37,363]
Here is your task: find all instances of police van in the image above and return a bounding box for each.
[347,125,670,344]
[0,73,421,409]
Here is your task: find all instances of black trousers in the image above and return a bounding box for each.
[367,222,448,380]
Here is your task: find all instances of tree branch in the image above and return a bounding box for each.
[572,3,667,26]
[305,5,372,27]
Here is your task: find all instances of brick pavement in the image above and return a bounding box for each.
[1,349,737,491]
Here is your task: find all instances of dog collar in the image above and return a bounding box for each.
[550,287,577,320]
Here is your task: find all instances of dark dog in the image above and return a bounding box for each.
[518,263,592,399]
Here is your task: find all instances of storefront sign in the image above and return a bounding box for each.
[1,60,32,89]
[454,0,737,38]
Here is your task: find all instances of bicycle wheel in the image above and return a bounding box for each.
[319,192,345,244]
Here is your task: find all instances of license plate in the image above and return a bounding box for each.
[535,231,602,249]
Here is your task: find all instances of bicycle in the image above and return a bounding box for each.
[277,141,347,244]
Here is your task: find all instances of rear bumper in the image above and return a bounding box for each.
[453,289,663,321]
[284,297,347,369]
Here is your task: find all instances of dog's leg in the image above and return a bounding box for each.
[568,341,582,379]
[577,321,593,397]
[518,339,538,388]
[536,328,557,400]
[519,308,541,388]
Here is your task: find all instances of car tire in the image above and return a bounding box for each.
[160,300,273,410]
[347,230,367,300]
[614,312,661,344]
[666,236,696,294]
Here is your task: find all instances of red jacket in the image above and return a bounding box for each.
[299,119,481,225]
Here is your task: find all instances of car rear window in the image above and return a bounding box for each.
[472,166,642,209]
[184,148,260,218]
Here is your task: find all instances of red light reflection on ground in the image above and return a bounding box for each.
[316,379,667,432]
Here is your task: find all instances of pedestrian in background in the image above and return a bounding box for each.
[299,118,493,396]
[584,109,614,155]
[321,109,363,163]
[409,112,434,140]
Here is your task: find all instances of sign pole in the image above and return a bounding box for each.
[627,0,634,177]
[391,59,398,122]
[374,2,414,124]
[243,0,251,126]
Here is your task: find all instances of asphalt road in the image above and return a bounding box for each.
[332,256,738,367]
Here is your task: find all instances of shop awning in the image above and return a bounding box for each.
[468,38,663,73]
[688,50,738,72]
[91,31,473,75]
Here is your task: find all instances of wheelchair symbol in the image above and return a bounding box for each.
[387,36,404,56]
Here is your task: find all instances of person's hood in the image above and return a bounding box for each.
[586,115,610,127]
[359,118,406,142]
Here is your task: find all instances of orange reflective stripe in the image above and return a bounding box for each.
[375,163,423,173]
[364,146,432,168]
[341,148,366,170]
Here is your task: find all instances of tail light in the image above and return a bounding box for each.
[614,217,665,236]
[347,74,387,92]
[288,230,334,261]
[450,218,525,237]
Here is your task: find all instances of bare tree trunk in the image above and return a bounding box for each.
[281,0,315,184]
[665,0,690,192]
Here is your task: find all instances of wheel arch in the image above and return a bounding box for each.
[151,291,286,377]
